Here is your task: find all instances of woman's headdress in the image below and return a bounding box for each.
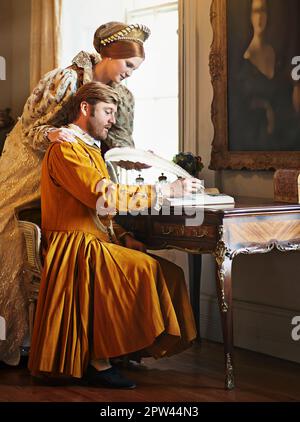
[94,22,150,52]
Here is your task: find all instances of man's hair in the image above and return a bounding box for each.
[68,81,119,122]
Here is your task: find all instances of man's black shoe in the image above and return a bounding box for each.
[85,365,136,389]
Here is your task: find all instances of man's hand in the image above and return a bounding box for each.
[122,234,147,252]
[161,177,204,198]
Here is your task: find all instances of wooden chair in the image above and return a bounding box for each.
[15,200,42,338]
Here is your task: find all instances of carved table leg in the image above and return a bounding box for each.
[188,254,202,341]
[215,239,235,390]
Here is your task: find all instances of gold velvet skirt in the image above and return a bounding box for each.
[28,231,196,378]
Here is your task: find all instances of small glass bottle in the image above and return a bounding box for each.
[135,173,145,185]
[158,173,168,184]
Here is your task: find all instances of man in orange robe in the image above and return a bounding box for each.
[28,82,199,388]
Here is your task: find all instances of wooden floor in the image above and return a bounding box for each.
[0,340,300,402]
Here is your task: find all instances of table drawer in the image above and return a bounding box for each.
[152,222,216,240]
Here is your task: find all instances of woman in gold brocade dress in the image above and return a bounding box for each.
[0,22,150,364]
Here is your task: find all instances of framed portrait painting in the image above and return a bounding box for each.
[209,0,300,170]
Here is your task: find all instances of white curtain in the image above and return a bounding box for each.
[30,0,62,91]
[178,0,200,155]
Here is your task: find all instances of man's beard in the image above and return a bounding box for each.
[87,119,105,141]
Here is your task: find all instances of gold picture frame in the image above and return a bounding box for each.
[209,0,300,170]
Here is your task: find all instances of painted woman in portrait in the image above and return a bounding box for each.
[228,0,300,151]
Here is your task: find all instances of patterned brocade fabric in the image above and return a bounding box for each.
[0,51,135,364]
[106,82,135,148]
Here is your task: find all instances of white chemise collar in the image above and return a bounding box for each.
[66,124,101,149]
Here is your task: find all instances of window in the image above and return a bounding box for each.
[60,0,179,184]
[124,1,178,184]
[60,0,127,67]
[126,1,178,181]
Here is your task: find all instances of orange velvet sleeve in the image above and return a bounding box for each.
[48,142,158,216]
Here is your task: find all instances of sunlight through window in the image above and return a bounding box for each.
[60,0,179,184]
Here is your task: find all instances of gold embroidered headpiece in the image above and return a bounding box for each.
[94,22,150,51]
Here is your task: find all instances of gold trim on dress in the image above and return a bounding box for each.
[100,24,151,46]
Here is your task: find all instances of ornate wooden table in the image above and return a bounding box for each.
[118,197,300,389]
